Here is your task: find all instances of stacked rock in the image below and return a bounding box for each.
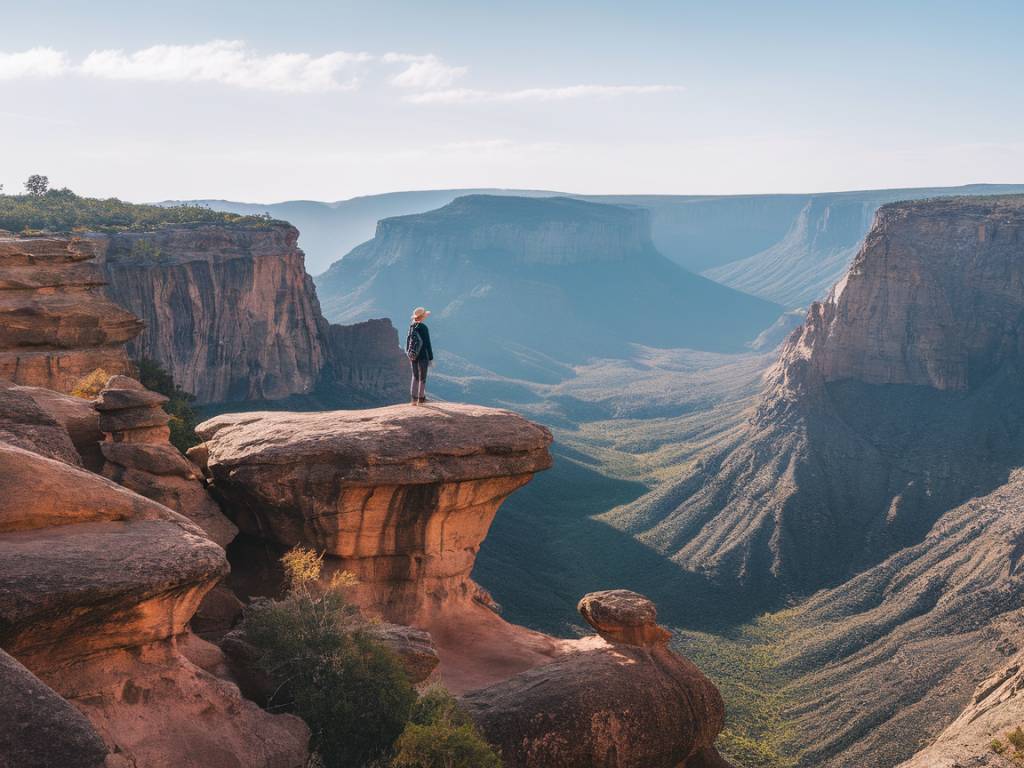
[95,375,237,547]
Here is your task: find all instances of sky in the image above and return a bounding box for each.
[1,0,1022,202]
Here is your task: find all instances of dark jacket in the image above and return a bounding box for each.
[409,322,434,361]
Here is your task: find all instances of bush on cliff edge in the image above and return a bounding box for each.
[243,548,416,768]
[392,687,501,768]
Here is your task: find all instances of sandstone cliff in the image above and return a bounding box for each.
[194,403,736,766]
[0,434,308,767]
[0,233,142,393]
[92,223,404,405]
[607,195,1024,601]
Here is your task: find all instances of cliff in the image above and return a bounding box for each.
[606,195,1024,601]
[316,195,783,380]
[194,404,735,766]
[0,436,308,766]
[0,233,142,393]
[92,223,404,405]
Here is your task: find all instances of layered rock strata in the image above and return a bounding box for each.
[0,440,308,767]
[0,233,141,392]
[609,195,1024,600]
[462,589,732,768]
[96,374,237,546]
[89,223,404,405]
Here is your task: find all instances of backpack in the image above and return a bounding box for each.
[406,324,424,361]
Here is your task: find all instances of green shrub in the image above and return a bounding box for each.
[134,358,200,453]
[391,688,500,768]
[992,738,1007,754]
[0,188,280,234]
[1008,726,1024,751]
[243,547,415,768]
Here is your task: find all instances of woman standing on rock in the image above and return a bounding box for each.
[406,307,434,405]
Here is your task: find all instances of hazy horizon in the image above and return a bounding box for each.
[3,0,1024,202]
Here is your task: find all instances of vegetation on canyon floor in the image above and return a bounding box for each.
[244,548,500,768]
[0,186,283,234]
[674,615,798,768]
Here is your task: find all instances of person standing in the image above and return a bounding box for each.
[406,307,434,405]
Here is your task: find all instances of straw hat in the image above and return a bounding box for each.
[411,307,431,322]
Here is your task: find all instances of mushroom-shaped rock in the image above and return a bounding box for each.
[461,591,731,768]
[0,441,309,767]
[578,589,673,646]
[195,403,552,624]
[95,375,237,547]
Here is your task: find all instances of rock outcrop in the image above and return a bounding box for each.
[195,402,552,626]
[196,402,565,691]
[608,195,1024,601]
[0,380,84,465]
[462,589,731,768]
[0,233,142,393]
[0,441,309,766]
[90,223,404,405]
[96,374,237,546]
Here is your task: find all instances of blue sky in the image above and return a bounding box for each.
[1,0,1022,201]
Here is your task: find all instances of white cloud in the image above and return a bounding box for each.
[79,40,370,93]
[0,48,70,79]
[408,84,684,104]
[382,52,466,89]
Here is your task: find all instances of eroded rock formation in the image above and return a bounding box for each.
[0,233,142,393]
[89,223,404,405]
[0,441,308,767]
[608,195,1024,600]
[96,374,237,546]
[195,402,553,625]
[462,589,731,768]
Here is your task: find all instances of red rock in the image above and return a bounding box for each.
[461,590,730,768]
[0,234,142,393]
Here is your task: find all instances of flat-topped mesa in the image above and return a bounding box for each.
[95,375,238,547]
[195,402,553,625]
[781,195,1024,393]
[0,234,142,393]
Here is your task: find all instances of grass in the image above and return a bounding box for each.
[673,614,799,768]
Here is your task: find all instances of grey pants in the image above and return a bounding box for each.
[410,359,428,399]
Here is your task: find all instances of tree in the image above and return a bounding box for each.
[24,175,49,196]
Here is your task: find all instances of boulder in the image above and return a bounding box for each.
[461,589,730,768]
[0,380,82,465]
[0,648,108,768]
[7,382,104,470]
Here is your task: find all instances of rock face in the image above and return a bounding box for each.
[316,195,782,380]
[91,223,404,405]
[0,648,109,768]
[196,402,553,625]
[0,440,309,767]
[0,380,84,465]
[462,589,731,768]
[96,374,237,546]
[608,195,1024,601]
[782,468,1024,768]
[0,233,142,393]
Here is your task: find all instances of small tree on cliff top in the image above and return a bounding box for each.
[243,547,414,768]
[24,174,49,195]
